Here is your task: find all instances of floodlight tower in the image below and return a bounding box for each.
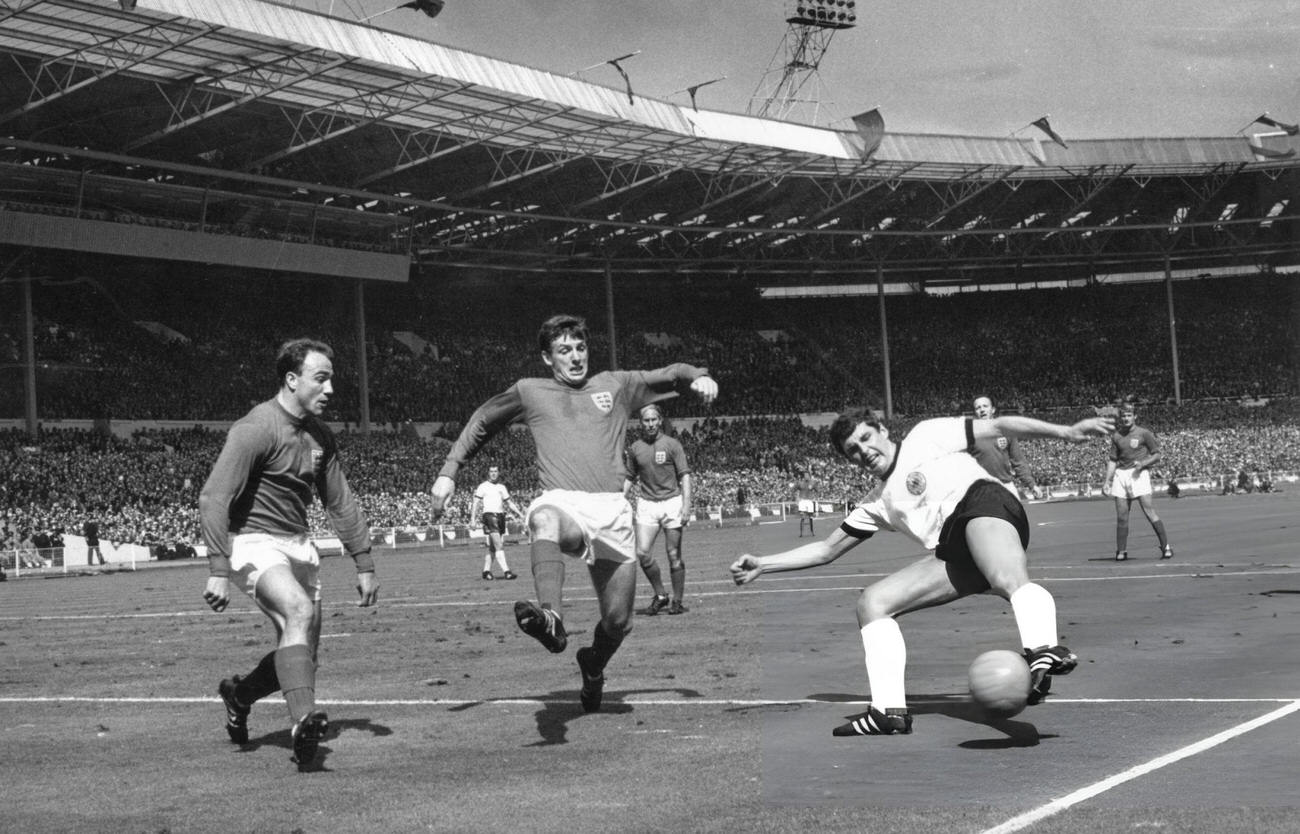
[748,0,856,124]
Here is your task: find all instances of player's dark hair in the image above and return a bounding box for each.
[538,314,588,353]
[829,402,888,458]
[276,338,333,385]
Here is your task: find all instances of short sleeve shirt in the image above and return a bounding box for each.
[474,481,512,514]
[841,417,1000,551]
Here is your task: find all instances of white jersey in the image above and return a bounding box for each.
[842,417,999,550]
[474,481,511,514]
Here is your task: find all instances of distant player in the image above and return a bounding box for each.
[430,314,717,712]
[199,338,379,770]
[1103,402,1173,561]
[624,404,692,616]
[796,480,816,538]
[471,466,521,580]
[970,396,1043,500]
[730,400,1111,737]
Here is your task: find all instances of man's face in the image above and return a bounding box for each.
[840,422,895,477]
[1119,409,1136,428]
[640,408,661,438]
[288,351,334,416]
[488,467,500,483]
[542,333,588,386]
[973,397,995,419]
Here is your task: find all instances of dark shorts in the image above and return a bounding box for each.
[481,512,507,535]
[935,480,1029,568]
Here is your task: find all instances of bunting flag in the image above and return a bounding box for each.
[608,58,634,105]
[851,107,885,157]
[1248,143,1297,159]
[1254,114,1299,136]
[684,78,724,112]
[399,0,444,19]
[1031,116,1069,149]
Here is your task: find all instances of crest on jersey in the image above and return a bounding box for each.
[1129,437,1140,449]
[905,470,927,495]
[654,450,667,464]
[591,391,613,413]
[996,437,1008,450]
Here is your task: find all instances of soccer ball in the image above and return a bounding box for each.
[968,649,1031,719]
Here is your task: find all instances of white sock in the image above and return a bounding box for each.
[860,618,907,710]
[1010,582,1057,650]
[495,551,510,571]
[482,553,493,572]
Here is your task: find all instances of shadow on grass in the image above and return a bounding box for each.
[804,691,1050,747]
[233,716,393,772]
[439,685,703,746]
[439,684,707,747]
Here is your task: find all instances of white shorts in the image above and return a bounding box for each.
[798,499,814,514]
[230,532,321,602]
[1111,468,1152,500]
[526,490,635,566]
[636,495,684,530]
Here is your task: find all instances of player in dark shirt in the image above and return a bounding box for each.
[199,338,379,770]
[623,404,693,615]
[1103,402,1172,561]
[970,396,1042,500]
[431,314,717,712]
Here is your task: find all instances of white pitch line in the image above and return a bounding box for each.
[1,566,1295,622]
[2,696,1295,708]
[978,699,1300,834]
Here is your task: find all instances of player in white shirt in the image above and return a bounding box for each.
[731,403,1111,737]
[471,466,522,580]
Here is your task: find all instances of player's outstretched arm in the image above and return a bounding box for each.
[988,415,1113,444]
[730,529,861,585]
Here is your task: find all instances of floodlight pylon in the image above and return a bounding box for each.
[747,0,855,125]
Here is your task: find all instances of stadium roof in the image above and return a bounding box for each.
[1,0,1298,285]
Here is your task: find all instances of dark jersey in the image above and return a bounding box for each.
[625,434,689,501]
[439,365,708,494]
[1109,425,1159,470]
[199,398,371,576]
[970,433,1036,491]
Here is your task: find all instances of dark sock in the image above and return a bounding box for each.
[641,558,666,597]
[235,651,280,706]
[531,540,566,612]
[274,644,316,723]
[670,564,686,601]
[587,622,624,673]
[1153,520,1168,548]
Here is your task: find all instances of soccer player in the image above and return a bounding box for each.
[623,403,692,616]
[471,465,521,580]
[199,338,380,770]
[729,400,1111,737]
[1103,402,1173,561]
[796,480,816,538]
[430,314,717,712]
[970,396,1043,500]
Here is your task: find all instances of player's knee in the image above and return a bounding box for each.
[280,595,316,628]
[855,590,891,624]
[604,611,633,637]
[528,506,564,538]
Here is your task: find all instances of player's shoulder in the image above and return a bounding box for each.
[229,400,279,438]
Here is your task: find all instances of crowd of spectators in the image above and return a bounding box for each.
[2,268,1298,562]
[2,270,1296,424]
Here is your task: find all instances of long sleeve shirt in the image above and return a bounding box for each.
[199,398,372,577]
[438,364,708,494]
